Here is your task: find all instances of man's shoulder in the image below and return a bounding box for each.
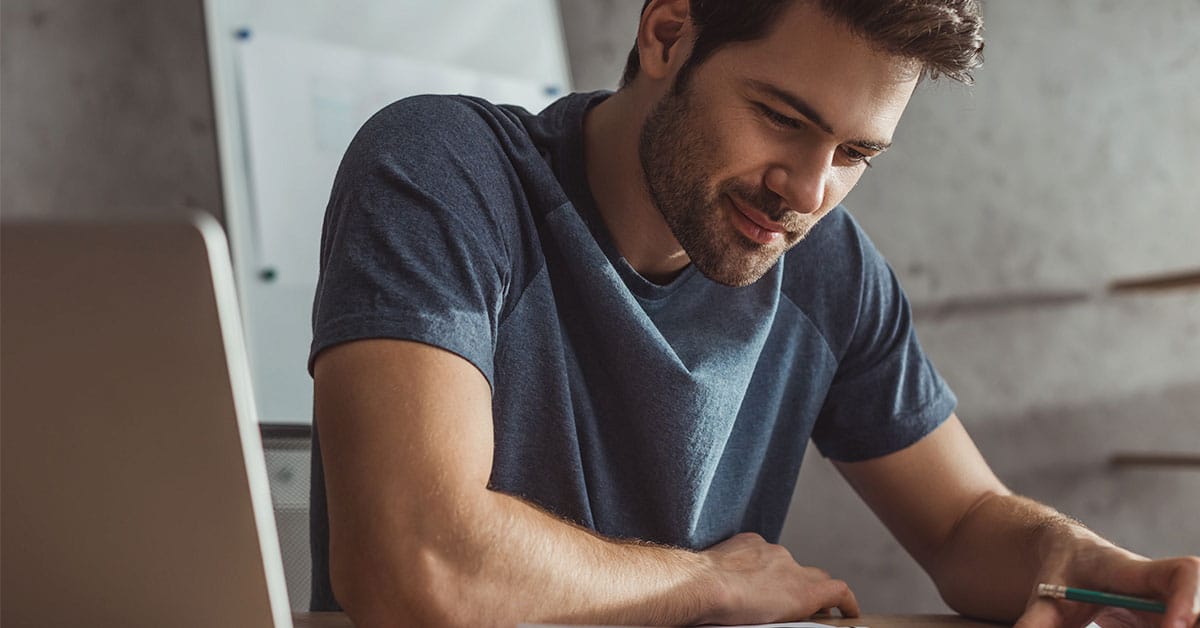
[375,93,523,126]
[354,94,531,160]
[329,93,562,220]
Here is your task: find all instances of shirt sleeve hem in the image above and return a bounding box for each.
[814,392,958,463]
[308,314,496,391]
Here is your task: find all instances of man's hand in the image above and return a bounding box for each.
[833,416,1198,627]
[1015,534,1200,628]
[700,532,860,625]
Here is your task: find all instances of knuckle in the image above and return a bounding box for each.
[817,579,851,607]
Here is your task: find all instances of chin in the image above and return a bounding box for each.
[704,272,766,289]
[671,207,798,287]
[693,246,783,288]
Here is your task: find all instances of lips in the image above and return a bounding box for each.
[727,194,786,244]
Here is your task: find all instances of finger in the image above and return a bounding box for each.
[1015,598,1067,628]
[1103,556,1200,628]
[836,585,861,619]
[1091,606,1152,628]
[808,579,859,618]
[800,566,833,582]
[1163,557,1200,628]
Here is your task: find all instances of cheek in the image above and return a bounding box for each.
[823,168,865,211]
[711,126,785,183]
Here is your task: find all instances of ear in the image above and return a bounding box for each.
[635,0,693,82]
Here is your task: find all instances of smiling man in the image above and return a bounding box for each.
[307,1,1200,627]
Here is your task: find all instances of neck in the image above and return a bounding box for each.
[583,89,690,284]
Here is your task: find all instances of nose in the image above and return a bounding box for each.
[763,151,829,215]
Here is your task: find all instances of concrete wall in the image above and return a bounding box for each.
[1,0,223,220]
[5,0,1196,616]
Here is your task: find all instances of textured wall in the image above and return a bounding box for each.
[0,0,223,220]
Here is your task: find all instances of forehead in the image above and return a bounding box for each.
[703,1,919,136]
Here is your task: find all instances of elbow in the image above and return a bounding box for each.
[928,490,1025,622]
[331,539,488,628]
[933,557,1019,623]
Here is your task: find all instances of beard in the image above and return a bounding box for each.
[637,80,812,288]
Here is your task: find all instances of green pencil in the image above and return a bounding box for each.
[1037,583,1167,613]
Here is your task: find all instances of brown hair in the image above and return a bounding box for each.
[620,0,985,89]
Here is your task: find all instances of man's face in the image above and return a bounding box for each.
[638,1,919,287]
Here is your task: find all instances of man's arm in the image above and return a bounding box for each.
[314,338,859,628]
[835,415,1200,628]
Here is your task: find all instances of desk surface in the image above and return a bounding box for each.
[292,612,1003,627]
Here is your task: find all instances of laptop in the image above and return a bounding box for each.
[1,213,293,628]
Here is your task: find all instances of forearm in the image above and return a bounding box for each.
[438,489,716,626]
[336,488,718,628]
[928,492,1120,621]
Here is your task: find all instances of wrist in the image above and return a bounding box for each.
[1032,513,1103,563]
[1032,517,1144,584]
[688,548,734,625]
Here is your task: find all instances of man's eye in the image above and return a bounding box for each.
[756,104,798,129]
[842,146,874,168]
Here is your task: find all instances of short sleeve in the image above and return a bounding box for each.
[809,221,956,462]
[308,95,520,388]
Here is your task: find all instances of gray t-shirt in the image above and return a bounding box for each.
[307,91,956,611]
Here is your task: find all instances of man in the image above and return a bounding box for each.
[308,1,1200,626]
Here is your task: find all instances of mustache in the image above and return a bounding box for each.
[719,181,805,231]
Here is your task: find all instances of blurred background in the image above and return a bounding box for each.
[3,0,1197,614]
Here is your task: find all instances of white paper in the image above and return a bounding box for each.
[519,622,860,628]
[235,30,564,287]
[709,623,864,628]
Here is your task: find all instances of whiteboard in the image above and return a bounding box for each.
[204,1,573,424]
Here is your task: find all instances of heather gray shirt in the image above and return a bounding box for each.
[307,91,956,611]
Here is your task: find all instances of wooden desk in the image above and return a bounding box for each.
[816,617,1002,627]
[294,613,352,628]
[292,612,1004,627]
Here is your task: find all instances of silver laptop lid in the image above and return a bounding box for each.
[1,213,292,628]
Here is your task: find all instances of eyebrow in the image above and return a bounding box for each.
[743,78,893,152]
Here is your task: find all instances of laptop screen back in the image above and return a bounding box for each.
[1,214,292,628]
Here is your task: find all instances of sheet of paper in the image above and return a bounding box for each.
[708,623,864,628]
[715,619,1099,628]
[519,622,861,628]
